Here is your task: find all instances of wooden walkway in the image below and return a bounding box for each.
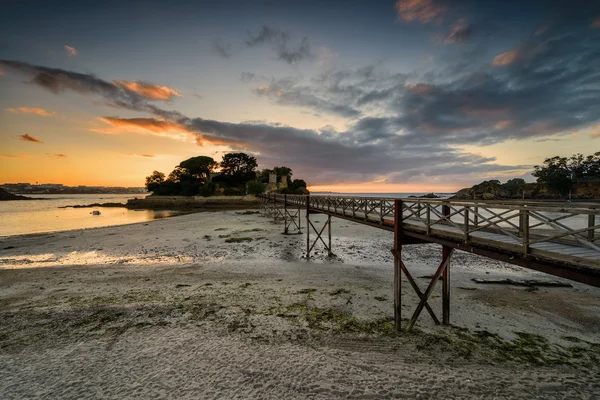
[259,193,600,329]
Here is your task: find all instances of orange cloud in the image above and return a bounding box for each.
[93,117,193,141]
[129,153,157,158]
[20,133,43,143]
[65,45,77,56]
[591,17,600,29]
[6,107,57,117]
[493,49,519,66]
[395,0,445,23]
[55,154,67,158]
[113,80,181,100]
[0,154,30,158]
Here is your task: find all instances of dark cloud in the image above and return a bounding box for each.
[246,26,313,64]
[0,60,182,116]
[20,133,43,143]
[401,30,600,145]
[211,38,232,59]
[251,66,408,118]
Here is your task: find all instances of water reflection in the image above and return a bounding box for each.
[0,194,186,237]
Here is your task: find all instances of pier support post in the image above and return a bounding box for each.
[442,203,451,325]
[394,199,403,331]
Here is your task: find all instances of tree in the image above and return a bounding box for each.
[533,156,571,196]
[145,171,165,193]
[220,153,257,176]
[247,180,266,195]
[503,178,526,196]
[179,156,218,183]
[219,153,258,186]
[168,166,193,183]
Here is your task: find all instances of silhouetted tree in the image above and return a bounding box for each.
[179,156,218,183]
[219,152,257,186]
[145,171,165,193]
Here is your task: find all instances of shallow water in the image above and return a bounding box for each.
[0,194,182,237]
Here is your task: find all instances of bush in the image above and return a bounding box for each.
[198,182,216,197]
[247,180,266,195]
[224,187,244,196]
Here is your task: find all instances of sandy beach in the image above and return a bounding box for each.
[1,209,600,399]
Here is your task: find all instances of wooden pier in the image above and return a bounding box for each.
[259,193,600,330]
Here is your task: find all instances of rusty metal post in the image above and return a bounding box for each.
[442,203,451,325]
[394,199,403,331]
[306,195,310,259]
[328,215,332,256]
[284,194,288,234]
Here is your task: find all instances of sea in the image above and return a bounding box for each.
[0,192,452,237]
[0,194,183,237]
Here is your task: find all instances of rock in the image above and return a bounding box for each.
[418,193,439,199]
[0,188,38,201]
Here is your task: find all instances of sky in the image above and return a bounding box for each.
[1,0,599,192]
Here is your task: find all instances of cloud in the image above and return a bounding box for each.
[20,133,43,143]
[0,154,30,158]
[212,38,232,58]
[129,153,157,158]
[0,60,184,117]
[444,20,473,43]
[591,17,600,28]
[3,43,599,186]
[401,34,600,145]
[6,107,56,117]
[92,117,193,141]
[252,66,408,118]
[48,153,67,157]
[395,0,445,24]
[113,80,181,100]
[64,45,77,56]
[492,49,520,66]
[246,26,313,64]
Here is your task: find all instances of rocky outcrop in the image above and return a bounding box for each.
[452,181,600,200]
[0,188,38,201]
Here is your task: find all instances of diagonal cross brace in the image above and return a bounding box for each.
[307,216,332,255]
[406,248,454,330]
[400,261,441,325]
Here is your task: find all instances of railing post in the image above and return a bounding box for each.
[464,206,469,243]
[589,212,596,243]
[426,205,431,235]
[394,199,403,331]
[474,205,479,227]
[442,201,450,224]
[521,208,529,254]
[364,199,368,221]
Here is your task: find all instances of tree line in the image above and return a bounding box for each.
[145,152,307,196]
[533,152,600,196]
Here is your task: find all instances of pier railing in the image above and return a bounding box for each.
[260,194,600,266]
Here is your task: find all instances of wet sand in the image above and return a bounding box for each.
[1,210,600,399]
